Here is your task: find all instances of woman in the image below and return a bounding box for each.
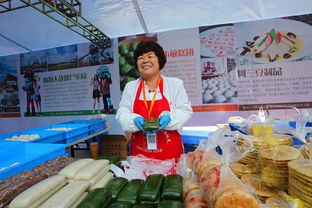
[116,41,193,161]
[90,74,101,113]
[33,79,41,114]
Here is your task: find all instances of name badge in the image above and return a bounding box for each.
[146,133,157,150]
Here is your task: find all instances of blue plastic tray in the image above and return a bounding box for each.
[89,126,105,135]
[66,131,89,144]
[61,120,105,131]
[0,129,64,144]
[0,142,67,180]
[35,124,89,139]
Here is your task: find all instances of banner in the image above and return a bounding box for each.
[15,42,119,117]
[1,13,312,133]
[0,55,20,117]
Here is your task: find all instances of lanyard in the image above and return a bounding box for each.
[142,76,161,118]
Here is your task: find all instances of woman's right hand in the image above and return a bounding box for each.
[134,116,145,131]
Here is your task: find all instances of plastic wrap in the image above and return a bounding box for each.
[228,108,270,135]
[265,192,304,208]
[259,144,302,190]
[183,189,208,208]
[177,153,193,178]
[254,112,304,190]
[110,155,177,180]
[197,128,260,208]
[230,162,259,178]
[178,151,209,207]
[287,159,312,207]
[241,174,279,202]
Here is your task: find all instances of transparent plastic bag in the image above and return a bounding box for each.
[272,110,312,144]
[228,107,271,135]
[126,154,176,178]
[177,153,193,177]
[183,189,208,208]
[287,159,312,207]
[111,154,177,180]
[265,191,304,208]
[198,128,260,208]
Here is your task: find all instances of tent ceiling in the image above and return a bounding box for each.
[1,0,312,56]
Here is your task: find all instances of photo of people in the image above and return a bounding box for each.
[90,74,101,113]
[78,42,114,67]
[201,57,226,75]
[20,50,47,74]
[33,79,41,115]
[96,65,114,114]
[47,44,78,71]
[0,55,20,116]
[22,69,36,116]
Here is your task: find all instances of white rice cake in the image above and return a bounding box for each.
[89,172,114,191]
[88,165,110,186]
[39,181,89,208]
[70,192,88,208]
[74,159,109,180]
[59,159,94,179]
[9,175,66,208]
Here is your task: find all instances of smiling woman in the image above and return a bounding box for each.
[116,40,193,161]
[134,41,166,89]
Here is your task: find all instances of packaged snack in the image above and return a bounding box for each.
[198,128,259,208]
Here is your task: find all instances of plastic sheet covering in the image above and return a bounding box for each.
[2,0,312,56]
[110,154,177,180]
[265,191,304,208]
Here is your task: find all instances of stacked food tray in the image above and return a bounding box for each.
[0,142,67,180]
[0,129,64,144]
[35,123,90,145]
[61,119,106,135]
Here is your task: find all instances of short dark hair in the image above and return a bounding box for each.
[134,41,167,70]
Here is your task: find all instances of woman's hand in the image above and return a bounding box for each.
[158,115,171,130]
[134,116,145,131]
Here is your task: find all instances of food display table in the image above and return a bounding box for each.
[67,127,110,157]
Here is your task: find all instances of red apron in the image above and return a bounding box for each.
[131,77,184,161]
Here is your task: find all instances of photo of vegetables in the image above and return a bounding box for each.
[118,34,157,92]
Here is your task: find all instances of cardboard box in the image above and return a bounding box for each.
[99,135,128,159]
[101,149,128,159]
[99,135,128,150]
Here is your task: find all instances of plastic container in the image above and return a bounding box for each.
[181,130,211,153]
[65,131,89,145]
[61,119,105,131]
[0,129,65,144]
[89,125,106,135]
[35,124,89,139]
[0,142,67,180]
